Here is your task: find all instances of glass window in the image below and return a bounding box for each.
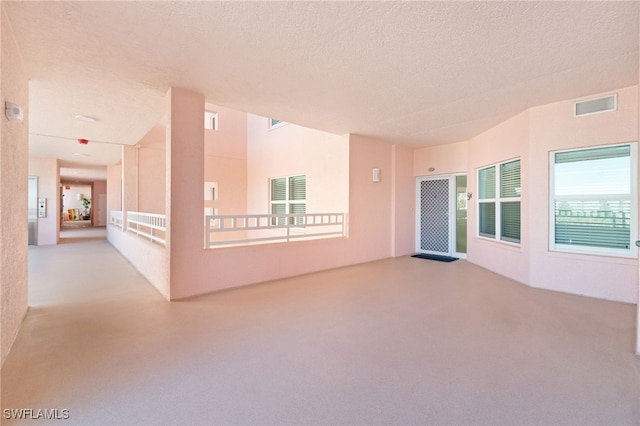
[478,159,521,244]
[268,118,286,129]
[270,175,306,225]
[551,144,636,256]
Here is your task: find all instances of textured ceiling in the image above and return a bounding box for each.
[4,1,639,180]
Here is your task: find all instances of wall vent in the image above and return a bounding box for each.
[574,94,617,117]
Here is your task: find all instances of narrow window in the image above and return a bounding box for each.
[270,175,306,225]
[268,118,285,129]
[478,159,521,244]
[204,112,218,130]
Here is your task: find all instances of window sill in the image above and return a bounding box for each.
[548,246,637,262]
[476,235,522,250]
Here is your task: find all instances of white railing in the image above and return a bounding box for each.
[206,213,346,248]
[110,210,123,228]
[127,211,166,246]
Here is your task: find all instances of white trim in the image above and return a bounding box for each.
[204,182,218,201]
[415,174,467,259]
[268,118,286,130]
[204,111,218,130]
[477,158,521,245]
[270,174,306,225]
[206,213,345,248]
[549,142,637,258]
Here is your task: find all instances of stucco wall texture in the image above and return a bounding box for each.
[0,6,29,367]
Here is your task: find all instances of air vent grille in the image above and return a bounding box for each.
[575,94,617,117]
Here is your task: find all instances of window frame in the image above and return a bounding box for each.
[204,112,218,131]
[549,143,637,258]
[270,174,306,226]
[268,118,286,130]
[477,158,521,245]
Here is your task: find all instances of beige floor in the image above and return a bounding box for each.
[2,228,640,425]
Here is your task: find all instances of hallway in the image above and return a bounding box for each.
[2,235,639,425]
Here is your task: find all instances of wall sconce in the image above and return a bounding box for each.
[5,102,23,122]
[77,194,82,201]
[372,168,381,182]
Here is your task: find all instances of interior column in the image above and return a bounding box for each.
[165,87,205,299]
[121,145,138,229]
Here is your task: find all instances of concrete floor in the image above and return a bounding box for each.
[2,228,640,425]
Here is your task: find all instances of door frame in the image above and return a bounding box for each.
[28,176,38,245]
[415,174,467,259]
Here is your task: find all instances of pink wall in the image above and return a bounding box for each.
[166,88,205,298]
[137,122,166,214]
[92,181,107,226]
[122,145,138,219]
[122,93,411,300]
[107,162,122,213]
[28,158,60,245]
[205,104,247,216]
[467,111,531,285]
[110,85,638,306]
[414,140,468,177]
[246,115,349,215]
[170,133,408,299]
[413,86,638,303]
[391,144,416,256]
[107,226,170,298]
[528,86,638,303]
[0,5,29,368]
[637,39,640,355]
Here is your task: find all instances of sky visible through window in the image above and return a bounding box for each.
[554,157,630,197]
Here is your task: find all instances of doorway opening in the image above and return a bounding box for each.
[28,176,38,245]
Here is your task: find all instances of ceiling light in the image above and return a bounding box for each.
[73,152,90,157]
[74,115,97,122]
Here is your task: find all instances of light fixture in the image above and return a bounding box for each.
[75,115,97,123]
[5,102,23,122]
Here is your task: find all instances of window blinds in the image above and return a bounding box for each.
[478,160,521,243]
[500,160,520,198]
[478,167,495,199]
[289,175,306,201]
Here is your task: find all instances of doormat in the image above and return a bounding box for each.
[411,253,458,262]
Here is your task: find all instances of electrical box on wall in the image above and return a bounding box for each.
[38,198,47,218]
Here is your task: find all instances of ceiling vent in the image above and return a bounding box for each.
[574,94,617,117]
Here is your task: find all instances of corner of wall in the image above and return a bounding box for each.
[0,3,30,367]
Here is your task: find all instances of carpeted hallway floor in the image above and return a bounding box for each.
[2,229,640,425]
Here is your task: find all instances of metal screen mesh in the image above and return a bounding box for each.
[420,179,449,253]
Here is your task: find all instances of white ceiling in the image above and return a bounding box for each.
[4,1,639,181]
